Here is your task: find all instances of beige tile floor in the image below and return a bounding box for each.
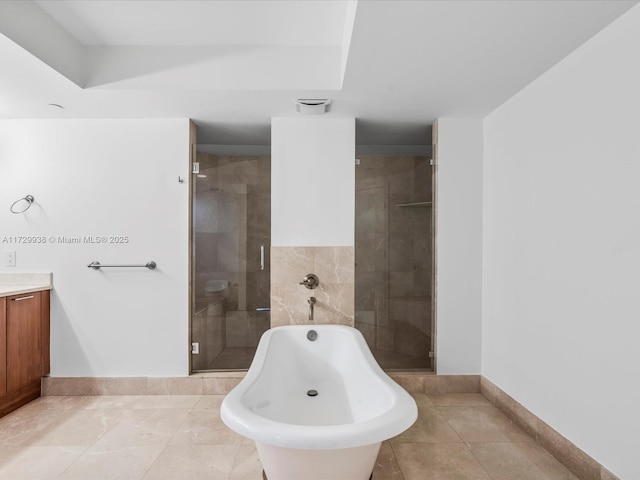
[0,393,579,480]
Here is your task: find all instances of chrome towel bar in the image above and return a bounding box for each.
[88,261,157,270]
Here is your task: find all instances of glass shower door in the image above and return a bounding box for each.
[191,150,271,371]
[354,155,434,371]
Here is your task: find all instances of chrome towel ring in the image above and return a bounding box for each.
[10,195,35,214]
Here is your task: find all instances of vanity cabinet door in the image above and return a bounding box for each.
[0,297,6,397]
[6,292,42,394]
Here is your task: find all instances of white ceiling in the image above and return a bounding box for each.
[0,0,637,145]
[35,0,349,46]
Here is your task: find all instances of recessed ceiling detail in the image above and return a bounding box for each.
[35,0,350,47]
[3,0,357,91]
[0,0,637,144]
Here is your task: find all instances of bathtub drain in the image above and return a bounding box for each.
[307,389,318,397]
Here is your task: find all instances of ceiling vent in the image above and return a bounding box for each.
[294,99,331,115]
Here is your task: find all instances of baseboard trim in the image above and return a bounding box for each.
[480,377,619,480]
[389,373,480,394]
[42,373,479,396]
[41,372,245,396]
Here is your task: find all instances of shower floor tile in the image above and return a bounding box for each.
[0,393,579,480]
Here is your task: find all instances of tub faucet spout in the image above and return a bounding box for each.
[308,297,316,321]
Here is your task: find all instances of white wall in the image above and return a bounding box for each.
[271,117,355,246]
[435,118,484,374]
[483,5,640,478]
[0,119,190,377]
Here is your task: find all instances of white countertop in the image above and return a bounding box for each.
[0,273,53,298]
[0,284,52,298]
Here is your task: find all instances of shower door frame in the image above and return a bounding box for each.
[188,125,197,375]
[431,123,439,373]
[188,145,272,373]
[354,149,437,372]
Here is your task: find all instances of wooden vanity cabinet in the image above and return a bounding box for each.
[0,297,5,398]
[0,290,50,417]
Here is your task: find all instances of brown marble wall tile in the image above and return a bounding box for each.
[314,247,355,284]
[270,246,354,327]
[313,283,354,325]
[270,282,309,326]
[270,247,315,284]
[225,311,250,348]
[375,325,395,351]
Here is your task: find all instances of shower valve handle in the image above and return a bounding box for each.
[300,274,319,290]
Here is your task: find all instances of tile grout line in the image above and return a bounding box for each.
[466,440,558,480]
[227,442,244,480]
[441,409,497,479]
[139,394,202,480]
[434,402,512,480]
[464,441,499,480]
[433,404,469,445]
[53,401,121,479]
[386,440,406,480]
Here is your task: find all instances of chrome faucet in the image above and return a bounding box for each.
[308,297,316,321]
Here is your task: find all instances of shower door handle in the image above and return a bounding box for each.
[260,244,265,271]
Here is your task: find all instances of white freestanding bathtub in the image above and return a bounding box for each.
[220,325,418,480]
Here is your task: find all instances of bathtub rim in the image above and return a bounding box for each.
[220,324,418,450]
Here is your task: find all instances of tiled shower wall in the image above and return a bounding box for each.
[270,246,354,327]
[355,155,433,369]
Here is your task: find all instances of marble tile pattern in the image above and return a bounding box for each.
[0,392,588,479]
[481,377,620,480]
[42,374,246,396]
[270,246,354,327]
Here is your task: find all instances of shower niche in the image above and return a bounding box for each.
[354,155,434,371]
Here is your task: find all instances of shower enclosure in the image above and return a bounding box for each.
[191,149,271,371]
[354,155,434,370]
